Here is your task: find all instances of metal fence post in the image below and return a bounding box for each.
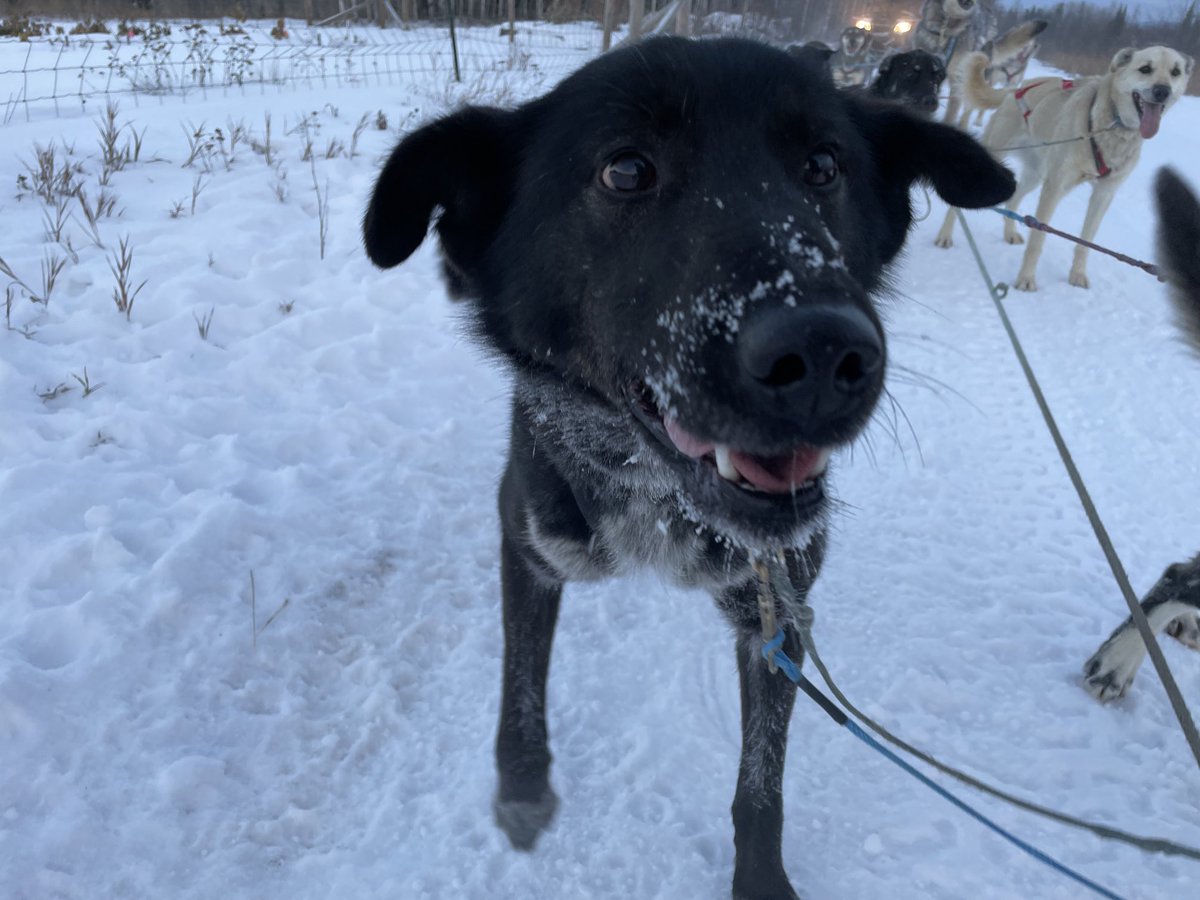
[447,0,461,82]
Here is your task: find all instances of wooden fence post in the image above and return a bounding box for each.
[675,0,691,37]
[630,0,644,40]
[602,0,614,50]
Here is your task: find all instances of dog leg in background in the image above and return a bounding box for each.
[935,105,1029,249]
[942,92,962,127]
[1084,555,1200,701]
[1012,172,1072,291]
[1067,180,1123,288]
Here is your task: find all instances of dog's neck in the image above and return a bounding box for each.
[1090,80,1130,132]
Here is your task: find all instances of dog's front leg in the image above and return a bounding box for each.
[1068,179,1121,288]
[493,526,563,851]
[1014,176,1071,291]
[728,589,801,900]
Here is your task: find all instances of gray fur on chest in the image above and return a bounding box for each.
[526,494,759,593]
[514,372,822,593]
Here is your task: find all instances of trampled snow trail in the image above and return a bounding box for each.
[1,27,1197,900]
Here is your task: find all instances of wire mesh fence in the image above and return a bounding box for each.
[0,14,612,123]
[0,0,899,123]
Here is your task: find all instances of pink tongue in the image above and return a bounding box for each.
[664,416,822,494]
[1140,101,1163,139]
[729,448,823,493]
[664,416,715,458]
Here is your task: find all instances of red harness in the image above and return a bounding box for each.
[1012,78,1110,178]
[1013,78,1074,121]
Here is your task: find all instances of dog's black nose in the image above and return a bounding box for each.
[738,305,883,419]
[1151,84,1171,103]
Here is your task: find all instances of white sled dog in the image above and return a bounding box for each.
[936,46,1193,291]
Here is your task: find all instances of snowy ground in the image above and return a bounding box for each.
[1,25,1198,900]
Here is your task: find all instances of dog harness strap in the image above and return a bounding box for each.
[753,559,780,674]
[1013,78,1075,124]
[1086,102,1111,178]
[943,33,959,65]
[1013,80,1044,122]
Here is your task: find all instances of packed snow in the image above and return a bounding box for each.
[1,20,1197,900]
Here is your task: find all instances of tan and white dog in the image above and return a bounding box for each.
[936,46,1193,291]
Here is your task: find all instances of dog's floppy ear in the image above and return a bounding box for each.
[363,106,520,274]
[1184,53,1195,75]
[1110,47,1136,71]
[851,100,1015,207]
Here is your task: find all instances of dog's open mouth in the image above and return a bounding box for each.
[628,381,829,499]
[1133,91,1164,139]
[664,417,830,493]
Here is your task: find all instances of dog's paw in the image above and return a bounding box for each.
[1013,274,1038,292]
[1069,270,1090,289]
[1166,613,1200,650]
[1005,231,1025,245]
[493,787,559,851]
[934,233,954,249]
[1083,626,1145,702]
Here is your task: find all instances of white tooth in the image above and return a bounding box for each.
[715,445,739,481]
[812,448,832,476]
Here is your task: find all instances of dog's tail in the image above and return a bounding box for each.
[1155,167,1200,355]
[991,19,1049,59]
[954,51,1009,113]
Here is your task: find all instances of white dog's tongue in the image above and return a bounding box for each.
[1140,100,1163,139]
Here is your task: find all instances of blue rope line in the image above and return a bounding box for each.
[844,720,1124,900]
[762,632,1126,900]
[761,629,802,682]
[991,206,1025,224]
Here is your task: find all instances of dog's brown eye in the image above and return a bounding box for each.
[1172,67,1182,77]
[1139,64,1153,74]
[804,148,839,187]
[601,152,656,193]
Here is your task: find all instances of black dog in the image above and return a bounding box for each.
[1083,167,1200,701]
[870,49,947,116]
[364,37,1012,899]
